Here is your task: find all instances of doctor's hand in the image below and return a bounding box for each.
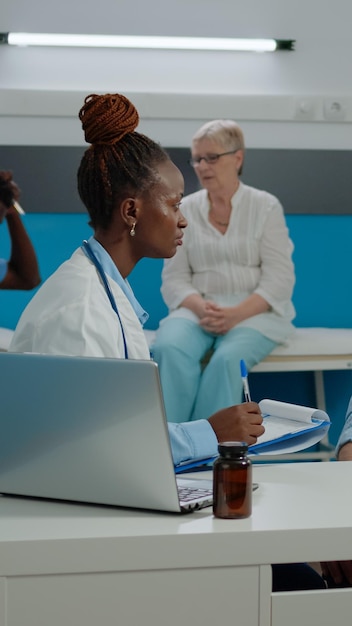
[208,402,264,447]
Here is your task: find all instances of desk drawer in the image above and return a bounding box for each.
[271,587,352,626]
[6,566,260,626]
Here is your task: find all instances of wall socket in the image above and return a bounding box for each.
[323,99,347,121]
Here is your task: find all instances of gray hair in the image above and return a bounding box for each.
[192,119,245,151]
[192,119,245,174]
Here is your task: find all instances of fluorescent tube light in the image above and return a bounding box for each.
[0,33,295,52]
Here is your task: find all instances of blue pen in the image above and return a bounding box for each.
[240,359,251,402]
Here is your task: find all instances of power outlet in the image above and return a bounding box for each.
[323,99,347,121]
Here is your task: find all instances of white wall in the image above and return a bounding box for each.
[1,0,352,148]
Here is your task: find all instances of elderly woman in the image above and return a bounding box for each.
[152,119,296,423]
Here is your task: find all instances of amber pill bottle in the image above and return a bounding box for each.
[213,441,252,519]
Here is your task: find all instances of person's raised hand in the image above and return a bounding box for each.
[0,171,20,223]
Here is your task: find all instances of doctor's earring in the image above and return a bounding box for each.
[130,222,136,237]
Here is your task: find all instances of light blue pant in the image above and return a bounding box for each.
[152,318,278,423]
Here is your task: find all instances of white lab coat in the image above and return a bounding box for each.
[9,247,218,466]
[10,248,150,359]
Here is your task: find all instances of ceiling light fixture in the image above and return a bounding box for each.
[0,33,295,52]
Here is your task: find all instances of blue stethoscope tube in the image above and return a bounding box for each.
[82,240,129,359]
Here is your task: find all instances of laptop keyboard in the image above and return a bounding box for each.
[178,485,213,502]
[177,480,259,504]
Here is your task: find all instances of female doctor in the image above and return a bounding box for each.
[9,92,264,467]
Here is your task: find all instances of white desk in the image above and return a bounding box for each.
[0,461,352,626]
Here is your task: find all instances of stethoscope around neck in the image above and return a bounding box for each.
[82,240,129,359]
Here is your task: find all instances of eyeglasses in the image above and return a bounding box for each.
[188,150,238,167]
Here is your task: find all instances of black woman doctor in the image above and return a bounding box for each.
[9,92,264,467]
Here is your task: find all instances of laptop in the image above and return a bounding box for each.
[0,352,213,514]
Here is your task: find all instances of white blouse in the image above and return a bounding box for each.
[161,183,296,343]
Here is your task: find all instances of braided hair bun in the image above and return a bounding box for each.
[79,93,139,145]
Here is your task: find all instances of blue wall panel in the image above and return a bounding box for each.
[1,212,351,444]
